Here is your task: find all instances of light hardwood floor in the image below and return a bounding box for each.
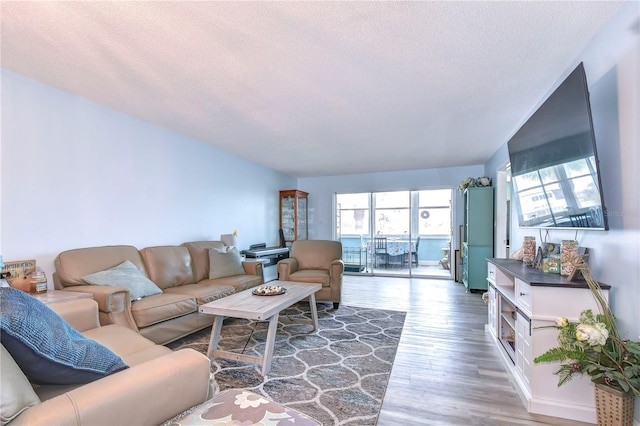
[341,275,593,426]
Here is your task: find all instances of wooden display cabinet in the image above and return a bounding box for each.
[279,190,308,244]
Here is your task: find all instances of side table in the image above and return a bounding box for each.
[31,290,93,305]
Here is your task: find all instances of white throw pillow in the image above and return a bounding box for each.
[209,247,245,279]
[82,260,163,301]
[1,345,40,425]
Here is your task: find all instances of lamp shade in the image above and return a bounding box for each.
[220,234,238,247]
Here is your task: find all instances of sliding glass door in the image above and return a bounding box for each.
[373,191,411,274]
[336,189,452,278]
[336,193,371,273]
[415,189,452,277]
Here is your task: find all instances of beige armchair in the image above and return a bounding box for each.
[276,240,344,309]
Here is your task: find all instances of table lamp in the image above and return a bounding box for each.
[220,234,238,248]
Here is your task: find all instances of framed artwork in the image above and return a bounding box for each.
[1,259,36,292]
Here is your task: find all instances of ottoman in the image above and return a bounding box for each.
[165,388,321,426]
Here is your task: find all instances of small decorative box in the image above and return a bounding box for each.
[542,255,561,274]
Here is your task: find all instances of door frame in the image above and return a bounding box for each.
[495,164,511,258]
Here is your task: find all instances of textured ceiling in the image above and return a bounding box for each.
[0,1,622,177]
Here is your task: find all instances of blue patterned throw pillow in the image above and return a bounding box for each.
[0,287,128,384]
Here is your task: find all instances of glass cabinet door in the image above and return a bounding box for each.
[281,195,296,241]
[297,196,308,240]
[280,190,308,244]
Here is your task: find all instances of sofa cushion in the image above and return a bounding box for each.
[130,293,197,328]
[82,260,163,301]
[204,275,264,293]
[54,245,147,287]
[140,246,195,290]
[1,344,40,425]
[0,288,128,385]
[165,283,235,305]
[287,270,331,287]
[209,247,245,279]
[183,241,227,282]
[82,324,158,360]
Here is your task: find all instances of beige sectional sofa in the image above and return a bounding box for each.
[53,241,264,345]
[3,297,211,426]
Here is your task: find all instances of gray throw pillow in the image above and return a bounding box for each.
[209,247,245,279]
[82,260,162,301]
[0,288,128,386]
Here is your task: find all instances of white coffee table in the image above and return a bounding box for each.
[199,281,322,375]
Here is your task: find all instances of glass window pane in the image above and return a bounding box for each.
[340,209,370,235]
[418,208,451,235]
[375,209,409,235]
[336,193,369,209]
[418,189,451,207]
[337,193,370,235]
[376,191,409,208]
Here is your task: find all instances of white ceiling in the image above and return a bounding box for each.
[0,1,622,178]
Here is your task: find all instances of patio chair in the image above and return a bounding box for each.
[373,236,389,268]
[410,236,421,267]
[403,237,420,267]
[400,236,421,267]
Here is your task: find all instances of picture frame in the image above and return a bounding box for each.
[541,242,560,258]
[1,259,36,292]
[534,247,543,270]
[568,254,590,282]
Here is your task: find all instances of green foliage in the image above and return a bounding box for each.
[533,263,640,396]
[457,176,492,194]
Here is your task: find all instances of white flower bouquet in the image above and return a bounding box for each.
[533,263,640,396]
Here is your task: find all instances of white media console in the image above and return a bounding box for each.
[486,258,610,424]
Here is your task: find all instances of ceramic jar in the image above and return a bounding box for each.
[523,236,536,266]
[561,240,578,276]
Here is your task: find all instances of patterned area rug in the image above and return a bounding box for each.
[167,302,406,425]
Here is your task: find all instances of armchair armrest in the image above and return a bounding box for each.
[330,259,345,277]
[10,349,211,426]
[277,258,298,281]
[49,299,100,332]
[60,286,137,331]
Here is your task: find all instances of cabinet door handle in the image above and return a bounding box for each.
[519,292,526,296]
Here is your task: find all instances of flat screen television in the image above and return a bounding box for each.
[507,62,608,230]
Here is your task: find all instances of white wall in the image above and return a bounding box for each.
[486,3,639,416]
[0,70,296,281]
[299,165,485,251]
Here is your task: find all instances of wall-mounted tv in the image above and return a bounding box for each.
[507,62,608,230]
